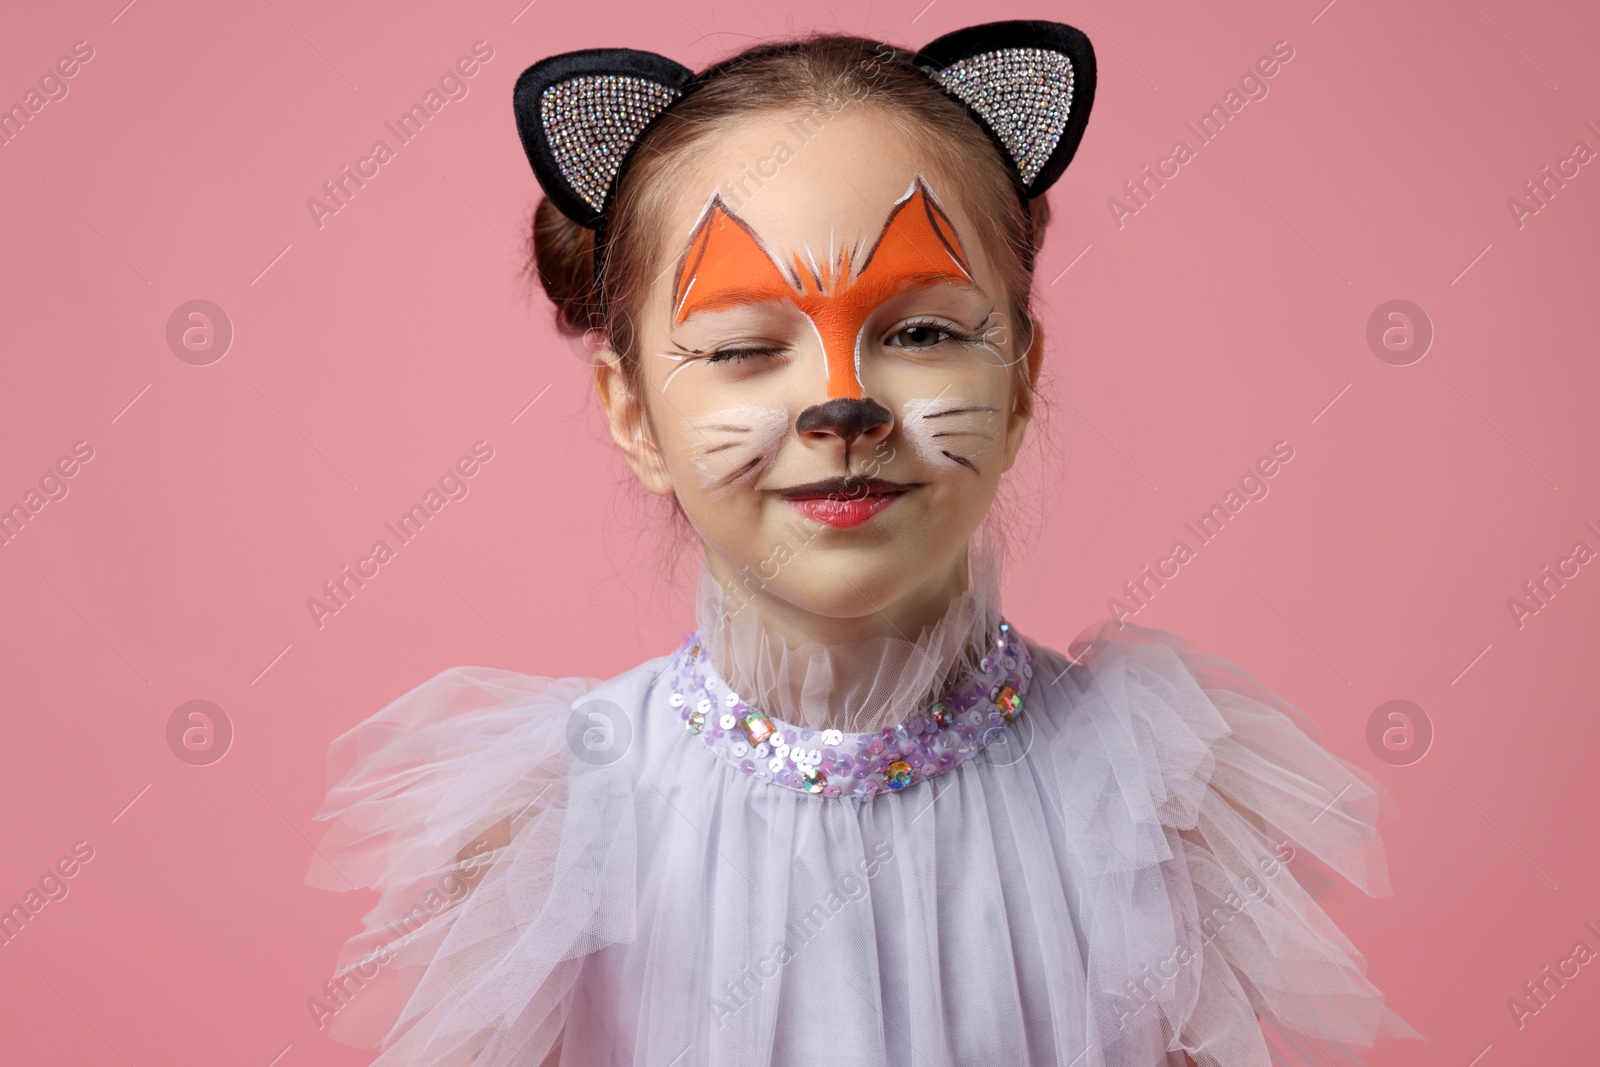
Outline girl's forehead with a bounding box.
[657,109,995,289]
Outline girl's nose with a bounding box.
[795,397,894,450]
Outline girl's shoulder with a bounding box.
[1023,616,1397,900]
[1017,618,1419,1060]
[1025,615,1339,760]
[304,651,673,866]
[301,652,673,1057]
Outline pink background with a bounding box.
[3,0,1597,1063]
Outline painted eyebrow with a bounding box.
[675,274,992,325]
[876,275,991,303]
[676,290,795,320]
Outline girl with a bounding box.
[306,20,1417,1066]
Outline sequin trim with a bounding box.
[933,48,1075,186]
[666,621,1033,799]
[540,75,681,212]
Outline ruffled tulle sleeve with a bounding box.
[1039,621,1421,1066]
[303,665,640,1067]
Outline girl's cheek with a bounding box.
[676,404,789,493]
[898,395,1005,473]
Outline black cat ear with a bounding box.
[916,20,1097,198]
[512,48,695,227]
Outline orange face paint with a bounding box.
[671,177,975,400]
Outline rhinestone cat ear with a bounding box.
[512,48,695,227]
[916,20,1097,198]
[511,22,1096,229]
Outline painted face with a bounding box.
[669,176,977,402]
[601,109,1037,632]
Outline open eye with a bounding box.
[885,318,976,350]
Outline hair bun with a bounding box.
[529,196,601,336]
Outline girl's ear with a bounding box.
[1001,319,1045,472]
[1023,318,1046,398]
[593,351,675,495]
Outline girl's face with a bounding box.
[597,107,1041,633]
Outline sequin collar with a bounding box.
[665,620,1033,799]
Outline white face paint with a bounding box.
[900,397,1003,473]
[681,405,790,493]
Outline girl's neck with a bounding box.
[692,532,1006,733]
[703,548,970,650]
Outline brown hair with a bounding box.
[526,32,1051,409]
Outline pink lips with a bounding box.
[776,477,913,528]
[785,493,899,528]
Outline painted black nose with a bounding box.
[795,397,892,447]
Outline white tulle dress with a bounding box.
[305,539,1418,1066]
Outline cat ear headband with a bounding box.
[511,20,1097,322]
